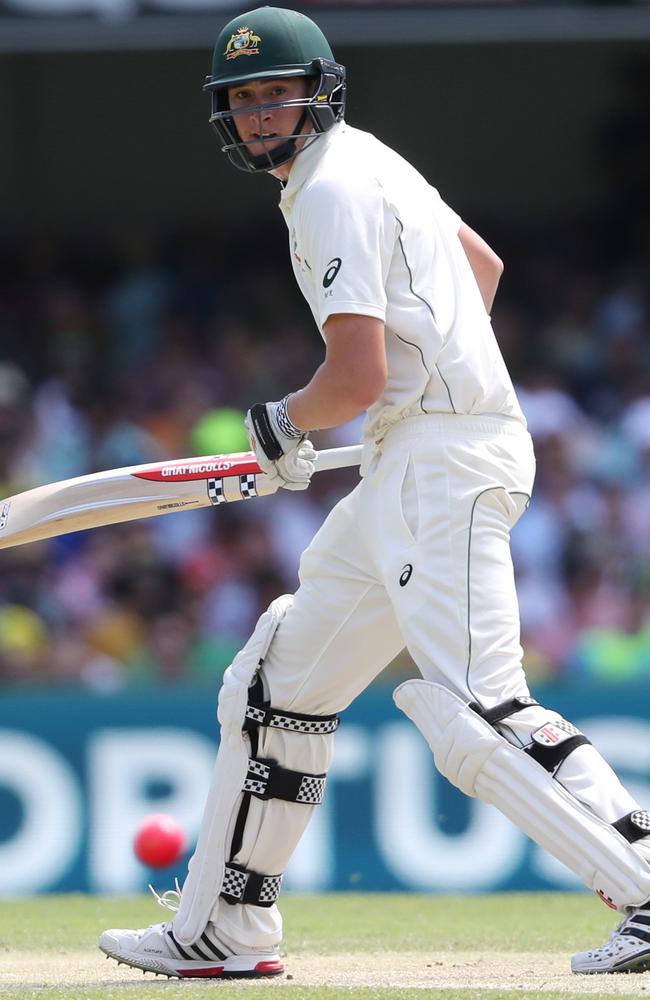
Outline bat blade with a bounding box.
[0,445,362,550]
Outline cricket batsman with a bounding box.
[100,6,650,977]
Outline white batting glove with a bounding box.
[245,397,316,492]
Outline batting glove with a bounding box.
[245,397,316,492]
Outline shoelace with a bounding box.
[147,880,236,957]
[149,878,182,913]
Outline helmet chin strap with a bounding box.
[248,107,311,171]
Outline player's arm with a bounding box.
[246,178,388,489]
[287,313,387,430]
[458,222,504,313]
[245,313,385,491]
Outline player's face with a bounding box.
[227,77,310,160]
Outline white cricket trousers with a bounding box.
[214,414,536,949]
[267,413,537,713]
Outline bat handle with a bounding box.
[314,444,363,473]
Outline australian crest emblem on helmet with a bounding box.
[225,26,262,60]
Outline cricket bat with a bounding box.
[0,445,362,550]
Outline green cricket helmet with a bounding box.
[204,6,346,173]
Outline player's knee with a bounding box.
[468,697,591,783]
[216,591,340,795]
[216,596,329,812]
[394,680,592,796]
[217,593,294,734]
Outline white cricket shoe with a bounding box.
[572,908,650,974]
[99,921,283,979]
[99,886,283,979]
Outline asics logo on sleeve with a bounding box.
[399,564,413,587]
[323,258,342,288]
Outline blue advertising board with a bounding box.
[1,682,649,896]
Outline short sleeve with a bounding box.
[298,174,394,330]
[435,189,462,234]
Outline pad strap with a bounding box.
[469,696,539,725]
[470,698,591,774]
[614,810,650,844]
[244,702,340,735]
[526,726,591,772]
[221,862,282,907]
[244,757,326,804]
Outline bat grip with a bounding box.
[314,444,363,473]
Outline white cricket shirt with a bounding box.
[279,123,526,443]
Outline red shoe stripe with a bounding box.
[177,967,224,977]
[176,959,283,978]
[255,960,284,973]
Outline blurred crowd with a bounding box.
[0,219,648,690]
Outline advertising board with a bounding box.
[2,683,649,895]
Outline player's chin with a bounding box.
[243,136,285,158]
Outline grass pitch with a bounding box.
[0,892,644,999]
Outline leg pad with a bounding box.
[394,679,650,910]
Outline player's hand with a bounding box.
[245,398,316,492]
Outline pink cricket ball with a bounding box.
[133,813,186,868]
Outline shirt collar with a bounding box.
[279,121,346,210]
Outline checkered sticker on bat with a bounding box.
[239,473,258,499]
[207,478,227,505]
